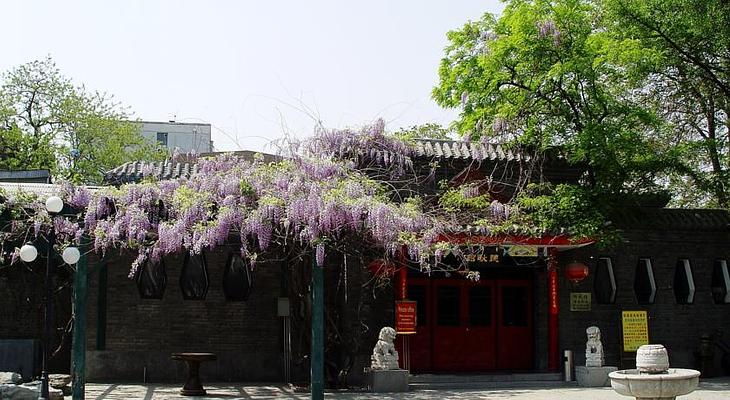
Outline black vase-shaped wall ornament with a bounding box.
[180,252,209,300]
[223,253,254,301]
[136,259,167,299]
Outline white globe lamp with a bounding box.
[62,247,81,265]
[45,196,64,214]
[19,244,38,262]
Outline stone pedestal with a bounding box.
[369,369,409,392]
[0,383,64,400]
[576,365,618,387]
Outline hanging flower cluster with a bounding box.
[299,119,415,176]
[536,19,561,46]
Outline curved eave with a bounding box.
[434,233,594,250]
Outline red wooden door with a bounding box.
[461,280,497,370]
[431,280,466,370]
[496,279,533,370]
[405,281,431,371]
[402,276,532,372]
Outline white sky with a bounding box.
[2,1,503,153]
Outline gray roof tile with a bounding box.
[105,139,538,184]
[412,138,532,162]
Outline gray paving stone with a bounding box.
[83,379,730,399]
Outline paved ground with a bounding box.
[85,379,730,399]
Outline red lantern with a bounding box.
[564,261,589,283]
[368,259,396,277]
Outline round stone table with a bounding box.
[171,352,217,396]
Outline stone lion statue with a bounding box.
[371,327,399,370]
[585,326,604,367]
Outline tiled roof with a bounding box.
[609,207,730,232]
[0,182,103,199]
[103,150,280,185]
[0,169,51,182]
[413,138,530,161]
[105,139,542,185]
[104,161,200,185]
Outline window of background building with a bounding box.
[634,258,656,304]
[594,257,617,304]
[673,259,695,304]
[711,259,730,305]
[157,132,168,146]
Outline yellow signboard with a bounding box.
[622,311,649,352]
[570,292,591,311]
[506,245,539,257]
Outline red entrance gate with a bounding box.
[400,277,533,372]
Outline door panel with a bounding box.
[496,279,533,370]
[405,283,431,371]
[462,282,496,370]
[432,283,465,370]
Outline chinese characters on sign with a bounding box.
[622,310,649,352]
[570,292,592,311]
[395,300,417,335]
[549,268,559,315]
[463,253,500,263]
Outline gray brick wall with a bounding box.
[6,226,728,381]
[83,248,391,385]
[559,229,730,372]
[0,260,72,374]
[85,249,284,382]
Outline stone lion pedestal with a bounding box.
[368,327,409,392]
[576,366,618,387]
[369,369,409,392]
[576,326,618,387]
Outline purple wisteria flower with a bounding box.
[461,185,480,199]
[537,20,561,45]
[140,163,156,178]
[64,185,92,209]
[492,117,509,134]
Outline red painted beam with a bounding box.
[548,248,560,372]
[434,233,593,247]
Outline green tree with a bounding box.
[394,123,453,141]
[604,0,730,207]
[432,0,676,198]
[0,57,163,184]
[0,81,57,171]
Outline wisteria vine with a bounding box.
[0,119,571,279]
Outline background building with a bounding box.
[138,121,213,153]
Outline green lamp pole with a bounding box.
[71,245,88,399]
[311,252,324,400]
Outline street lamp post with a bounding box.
[39,218,55,399]
[18,196,80,400]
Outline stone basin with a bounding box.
[608,368,700,400]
